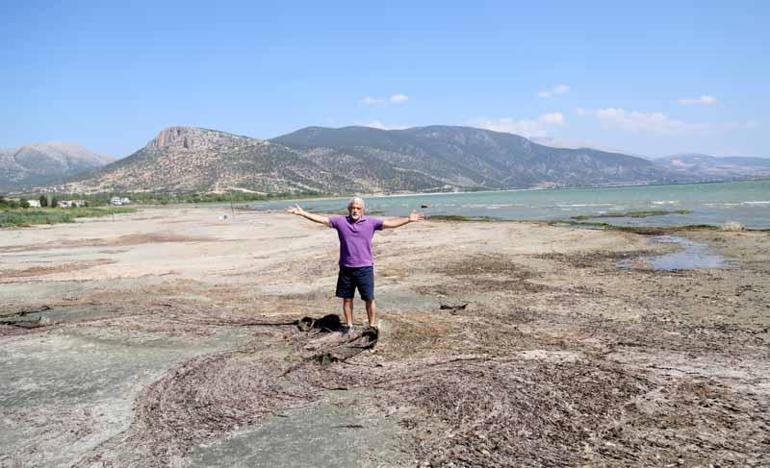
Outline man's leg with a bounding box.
[342,298,354,328]
[365,299,376,328]
[358,266,376,328]
[336,267,355,330]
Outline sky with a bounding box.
[1,0,768,158]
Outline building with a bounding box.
[110,197,131,206]
[58,200,87,208]
[26,199,41,208]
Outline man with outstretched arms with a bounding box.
[287,197,424,334]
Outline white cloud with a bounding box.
[539,112,565,125]
[359,120,408,130]
[472,112,565,137]
[678,95,717,105]
[360,93,409,106]
[361,96,385,105]
[588,107,706,134]
[537,84,570,98]
[362,120,388,129]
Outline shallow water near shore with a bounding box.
[248,179,770,229]
[648,235,728,270]
[618,235,728,271]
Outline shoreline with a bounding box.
[7,178,768,230]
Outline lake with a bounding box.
[247,179,770,229]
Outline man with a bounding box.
[287,197,424,334]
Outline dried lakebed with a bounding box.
[1,207,768,467]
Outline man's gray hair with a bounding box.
[347,196,365,209]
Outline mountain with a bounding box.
[49,125,692,195]
[57,127,369,194]
[0,142,113,192]
[272,125,671,190]
[655,153,770,180]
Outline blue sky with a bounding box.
[1,0,768,158]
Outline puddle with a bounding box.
[185,391,407,468]
[618,235,727,271]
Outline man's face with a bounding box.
[348,203,364,221]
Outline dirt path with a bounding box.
[1,206,768,466]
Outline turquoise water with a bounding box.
[249,180,770,229]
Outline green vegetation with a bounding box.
[1,188,334,228]
[0,207,136,228]
[429,215,497,222]
[550,219,719,235]
[11,190,334,206]
[570,209,691,221]
[0,197,30,209]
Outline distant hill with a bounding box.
[0,142,114,192]
[57,125,675,194]
[654,153,770,180]
[273,125,672,190]
[57,127,369,194]
[44,125,730,195]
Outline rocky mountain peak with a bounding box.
[148,127,258,151]
[150,127,200,150]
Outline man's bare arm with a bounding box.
[286,204,331,227]
[382,210,425,229]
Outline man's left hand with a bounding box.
[409,210,425,222]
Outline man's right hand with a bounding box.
[286,204,305,215]
[287,205,331,226]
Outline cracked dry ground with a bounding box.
[1,209,768,467]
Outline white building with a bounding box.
[110,197,131,206]
[26,199,41,208]
[58,200,86,208]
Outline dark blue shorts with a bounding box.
[335,266,375,300]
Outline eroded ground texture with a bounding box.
[1,207,768,467]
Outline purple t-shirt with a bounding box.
[329,215,384,267]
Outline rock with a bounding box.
[440,303,468,313]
